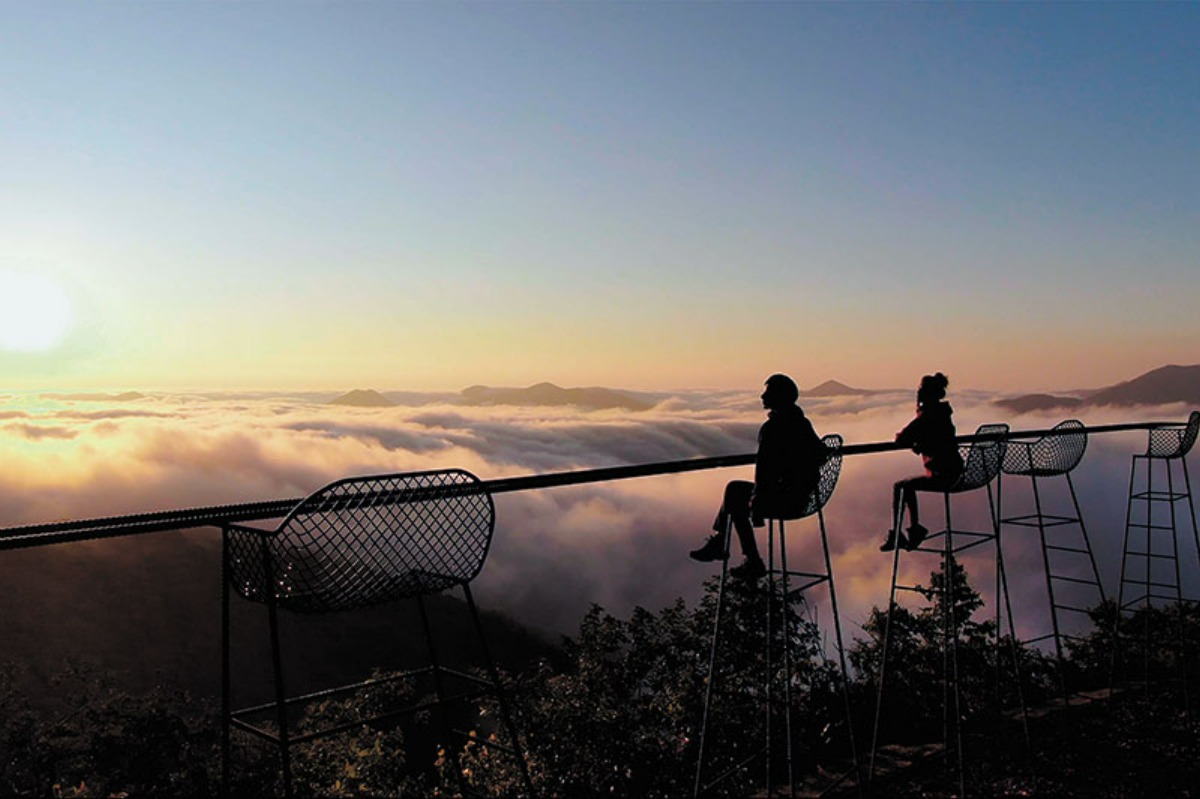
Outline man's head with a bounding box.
[761,373,799,410]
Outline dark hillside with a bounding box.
[0,531,555,706]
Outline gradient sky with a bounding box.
[3,2,1197,392]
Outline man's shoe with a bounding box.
[730,556,766,581]
[905,524,929,551]
[689,535,728,562]
[880,530,908,552]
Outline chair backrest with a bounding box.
[799,434,844,518]
[951,423,1009,492]
[227,469,494,613]
[1003,419,1087,476]
[1147,411,1200,459]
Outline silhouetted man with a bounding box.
[690,374,825,580]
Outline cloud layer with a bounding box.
[1,388,1197,673]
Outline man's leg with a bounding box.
[691,480,753,562]
[719,480,755,556]
[724,481,766,579]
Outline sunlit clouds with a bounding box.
[2,388,1194,648]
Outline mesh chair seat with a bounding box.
[772,434,844,521]
[945,423,1009,493]
[1003,420,1087,477]
[226,469,493,613]
[1146,411,1200,459]
[221,468,533,798]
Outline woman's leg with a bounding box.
[893,477,923,528]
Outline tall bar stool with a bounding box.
[999,419,1106,704]
[870,423,1025,797]
[694,434,856,798]
[1111,411,1200,706]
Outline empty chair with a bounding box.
[1000,420,1105,704]
[221,468,533,798]
[1112,411,1200,707]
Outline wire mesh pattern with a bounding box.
[1002,419,1087,477]
[796,434,844,519]
[225,469,493,613]
[949,423,1009,493]
[1146,410,1200,459]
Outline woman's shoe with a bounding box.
[905,524,929,550]
[880,530,909,552]
[730,556,766,581]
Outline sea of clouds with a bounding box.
[1,387,1197,679]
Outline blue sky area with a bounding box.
[2,2,1197,391]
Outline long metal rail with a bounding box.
[0,421,1172,551]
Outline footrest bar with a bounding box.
[1052,603,1094,614]
[1050,574,1103,587]
[1046,545,1091,554]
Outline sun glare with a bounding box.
[0,271,74,352]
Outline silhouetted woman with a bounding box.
[881,372,964,552]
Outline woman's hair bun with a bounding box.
[919,372,949,400]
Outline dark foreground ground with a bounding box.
[839,688,1199,798]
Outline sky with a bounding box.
[2,2,1197,393]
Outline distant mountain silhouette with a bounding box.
[329,389,396,407]
[1085,364,1200,407]
[804,380,878,397]
[460,382,653,411]
[995,364,1200,412]
[994,393,1084,413]
[41,391,148,402]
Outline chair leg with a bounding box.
[765,520,775,796]
[1181,456,1198,725]
[868,499,906,785]
[1031,474,1069,704]
[777,520,796,798]
[221,530,232,799]
[1111,455,1141,695]
[1066,472,1108,605]
[818,509,861,788]
[462,584,536,798]
[1143,458,1156,689]
[1184,457,1200,586]
[1167,461,1191,724]
[418,595,464,796]
[262,541,293,799]
[943,493,965,799]
[694,519,734,799]
[993,498,1030,746]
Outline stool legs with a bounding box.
[818,511,861,792]
[693,519,734,798]
[695,515,855,797]
[1113,451,1190,710]
[871,485,1020,797]
[1112,453,1193,718]
[869,499,906,785]
[1001,469,1105,706]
